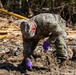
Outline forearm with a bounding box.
[22,36,32,58]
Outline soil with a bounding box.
[0,13,76,75]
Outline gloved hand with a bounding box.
[25,59,32,70]
[43,41,50,51]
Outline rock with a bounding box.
[41,56,46,61]
[72,47,76,59]
[68,37,73,41]
[14,51,20,56]
[67,46,73,59]
[33,45,44,57]
[34,62,44,67]
[3,39,9,42]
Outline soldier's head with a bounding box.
[20,21,36,39]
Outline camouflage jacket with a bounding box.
[20,13,66,40]
[29,13,66,39]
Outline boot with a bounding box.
[56,49,68,60]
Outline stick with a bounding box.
[0,8,29,20]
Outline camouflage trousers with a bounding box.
[55,33,67,57]
[49,30,67,57]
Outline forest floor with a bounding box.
[0,13,76,75]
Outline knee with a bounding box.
[61,30,67,39]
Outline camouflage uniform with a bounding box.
[20,13,68,62]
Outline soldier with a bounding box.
[20,13,68,70]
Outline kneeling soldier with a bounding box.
[20,13,68,70]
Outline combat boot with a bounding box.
[56,49,68,60]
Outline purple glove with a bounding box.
[26,60,32,70]
[43,41,50,51]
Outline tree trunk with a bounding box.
[0,0,4,8]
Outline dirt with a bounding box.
[0,14,76,75]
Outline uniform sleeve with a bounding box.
[22,36,32,57]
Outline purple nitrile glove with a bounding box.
[26,60,32,70]
[43,41,50,51]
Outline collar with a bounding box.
[31,22,36,33]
